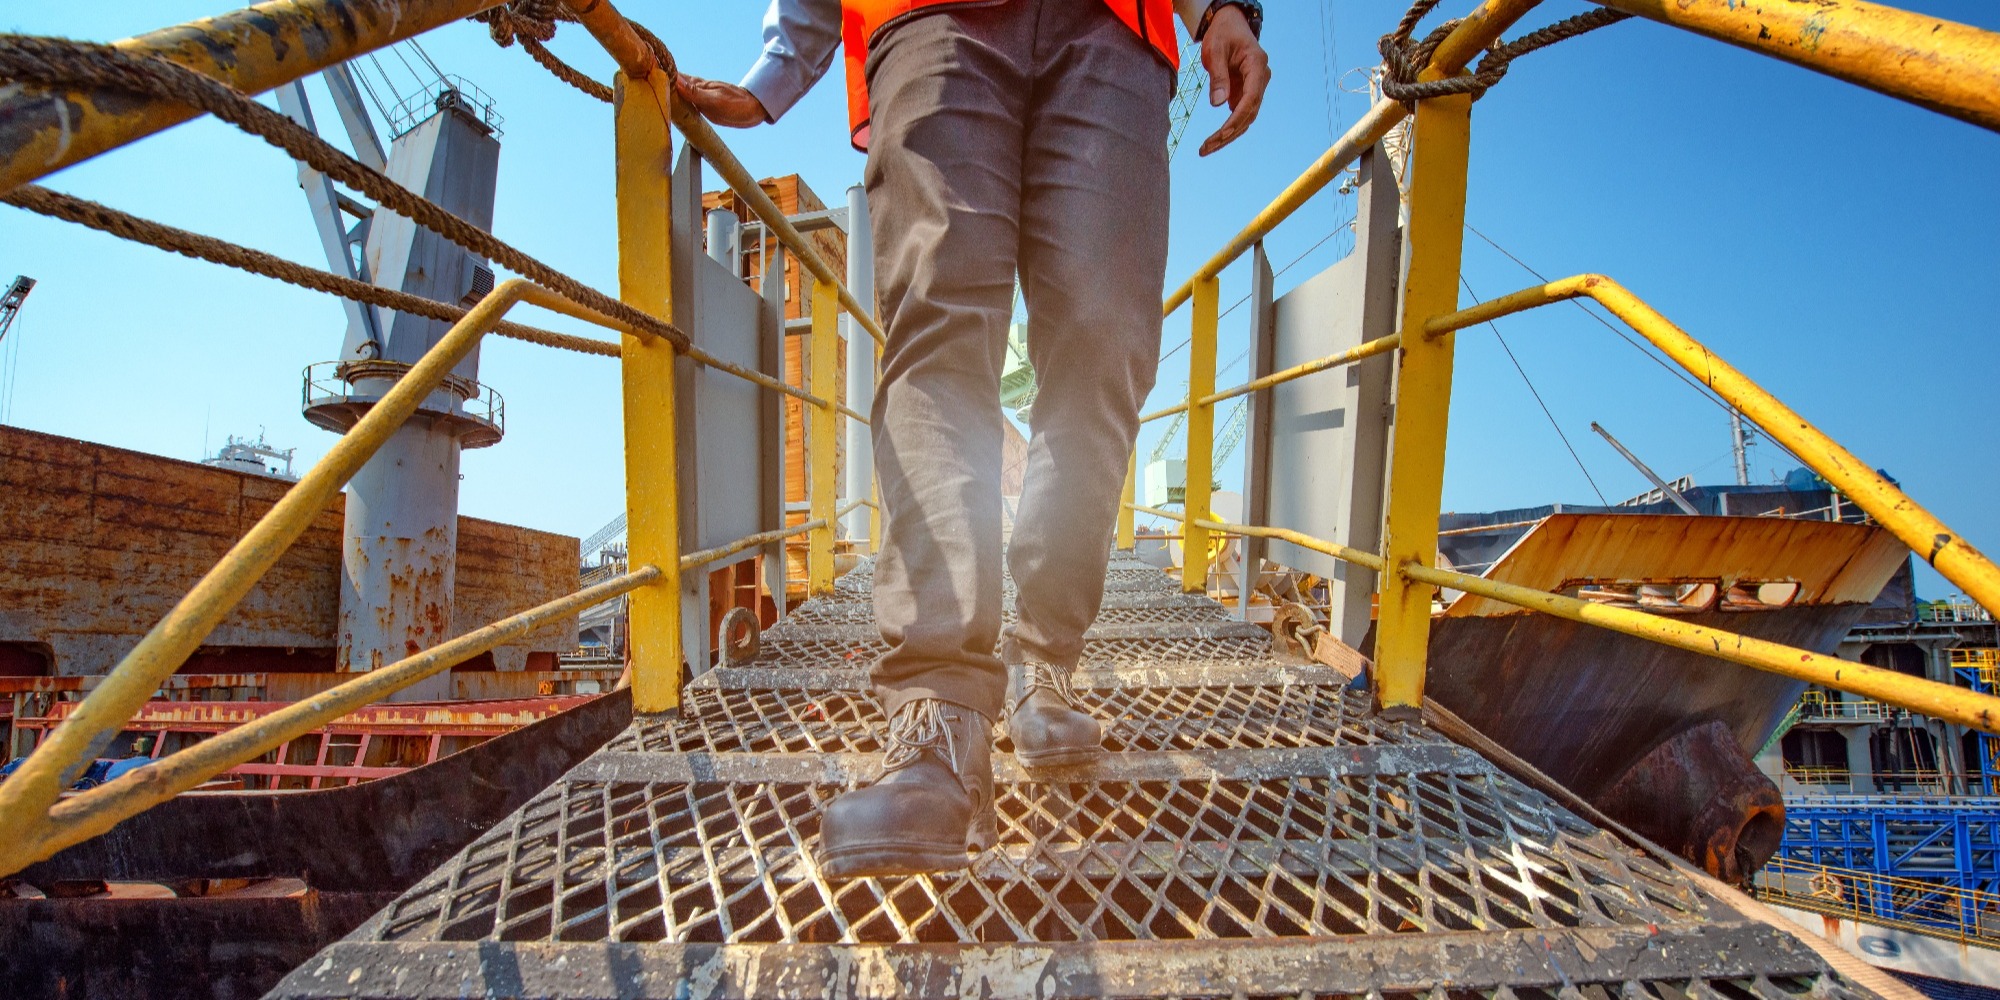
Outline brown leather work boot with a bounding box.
[817,698,997,879]
[1005,662,1103,769]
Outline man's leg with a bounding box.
[863,8,1031,726]
[1003,3,1173,676]
[817,5,1031,879]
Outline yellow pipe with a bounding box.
[1117,454,1138,550]
[1425,274,2000,617]
[0,567,661,878]
[1126,503,1386,573]
[1596,0,2000,134]
[807,279,840,595]
[565,0,659,80]
[1181,278,1220,593]
[0,278,559,842]
[682,499,864,572]
[1158,0,1541,317]
[1372,91,1476,718]
[1192,518,1387,573]
[0,0,503,196]
[614,71,684,715]
[870,342,883,555]
[1139,401,1189,425]
[1402,560,2000,734]
[1194,335,1404,409]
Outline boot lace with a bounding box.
[882,699,958,772]
[1018,662,1081,710]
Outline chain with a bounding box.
[1378,2,1631,106]
[2,185,621,359]
[0,34,688,353]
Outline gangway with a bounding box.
[3,0,2000,997]
[273,554,1886,999]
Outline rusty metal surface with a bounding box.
[1426,604,1859,800]
[13,689,629,891]
[1596,719,1784,885]
[22,695,593,734]
[0,889,397,1000]
[0,425,578,676]
[1421,512,1908,882]
[276,934,1863,1000]
[1442,514,1909,618]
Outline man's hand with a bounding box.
[1196,6,1270,157]
[674,73,771,129]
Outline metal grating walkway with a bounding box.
[272,555,1879,1000]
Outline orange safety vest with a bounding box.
[841,0,1179,150]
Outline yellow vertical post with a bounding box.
[1373,92,1474,718]
[869,343,883,555]
[808,280,840,594]
[1181,277,1220,592]
[614,71,684,713]
[1117,451,1137,550]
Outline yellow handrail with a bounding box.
[1595,0,2000,134]
[1422,275,2000,618]
[1,566,662,876]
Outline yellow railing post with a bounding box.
[614,70,685,713]
[808,279,840,594]
[1118,452,1137,550]
[1181,277,1220,592]
[869,342,883,556]
[1373,91,1475,718]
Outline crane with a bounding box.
[0,276,33,345]
[0,275,36,424]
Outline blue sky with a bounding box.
[4,1,1996,600]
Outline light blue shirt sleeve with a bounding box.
[739,0,844,123]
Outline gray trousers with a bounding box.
[863,0,1173,722]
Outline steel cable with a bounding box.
[0,33,688,353]
[1,184,622,358]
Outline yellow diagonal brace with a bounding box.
[1403,560,2000,734]
[0,278,566,852]
[1425,274,2000,619]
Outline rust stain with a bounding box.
[1443,513,1907,619]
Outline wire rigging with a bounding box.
[1460,274,1611,506]
[1462,222,1803,470]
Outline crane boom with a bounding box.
[0,276,34,344]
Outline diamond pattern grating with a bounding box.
[367,765,1710,947]
[603,669,1398,756]
[272,557,1878,1000]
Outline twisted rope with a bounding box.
[470,1,681,106]
[472,1,615,103]
[0,33,687,353]
[2,185,621,358]
[1378,1,1630,106]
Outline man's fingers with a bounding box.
[1199,46,1269,156]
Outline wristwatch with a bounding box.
[1196,0,1263,42]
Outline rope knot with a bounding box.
[1376,0,1631,107]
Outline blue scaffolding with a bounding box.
[1778,796,2000,933]
[1952,649,2000,795]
